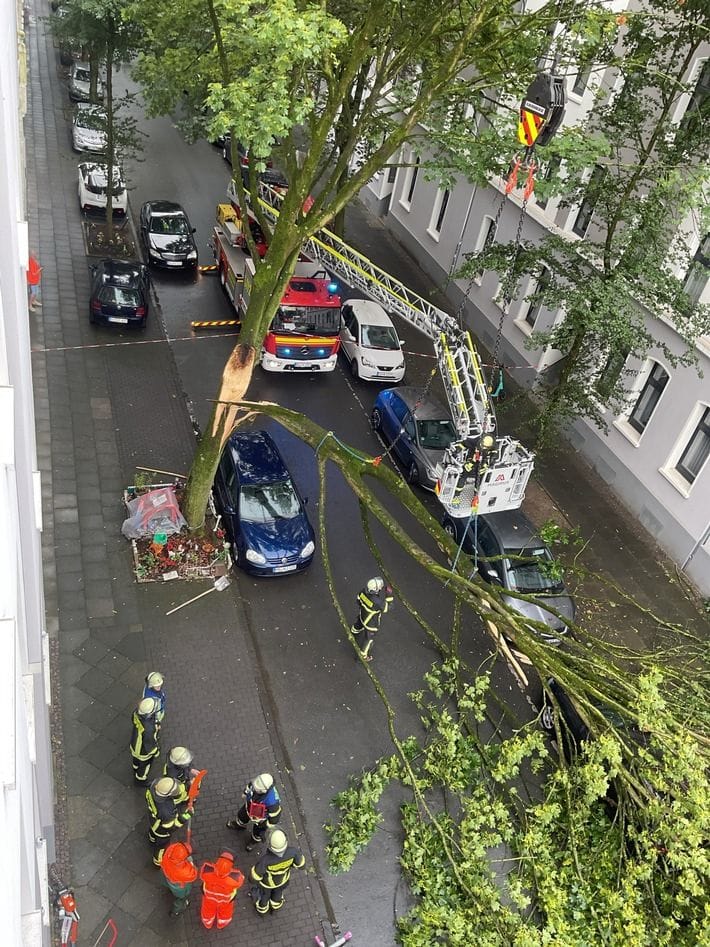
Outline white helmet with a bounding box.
[169,746,193,767]
[366,577,385,594]
[268,828,288,855]
[145,671,164,689]
[137,697,159,717]
[154,776,180,798]
[252,773,274,794]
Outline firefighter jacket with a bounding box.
[146,783,191,837]
[244,783,281,826]
[130,710,159,762]
[142,684,166,723]
[200,854,244,902]
[354,587,393,634]
[161,842,198,887]
[164,758,194,786]
[250,846,305,890]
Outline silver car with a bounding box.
[71,104,107,154]
[371,386,456,488]
[68,61,104,102]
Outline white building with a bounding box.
[0,0,55,943]
[361,14,710,596]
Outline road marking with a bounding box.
[32,332,240,353]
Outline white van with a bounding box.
[339,299,405,382]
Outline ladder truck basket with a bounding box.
[436,437,534,517]
[435,330,496,440]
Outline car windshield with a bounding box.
[85,169,124,195]
[416,418,456,449]
[74,66,90,82]
[272,306,340,336]
[99,286,140,307]
[506,548,564,593]
[239,482,301,523]
[76,108,106,130]
[361,324,399,350]
[150,214,189,235]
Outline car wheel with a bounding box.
[350,357,359,380]
[406,461,420,484]
[371,408,382,431]
[219,265,227,288]
[222,146,230,164]
[541,701,555,731]
[443,521,456,540]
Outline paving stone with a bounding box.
[68,837,107,886]
[80,734,124,772]
[70,885,113,943]
[114,632,146,661]
[112,827,152,871]
[83,771,130,816]
[91,811,135,856]
[88,858,136,904]
[67,795,103,840]
[86,597,118,619]
[61,685,95,718]
[74,637,111,667]
[78,700,122,731]
[101,678,136,711]
[76,666,115,700]
[117,876,165,925]
[59,627,90,655]
[63,720,98,756]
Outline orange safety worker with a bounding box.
[27,254,43,310]
[199,851,245,930]
[160,841,198,917]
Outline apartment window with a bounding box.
[571,64,592,97]
[524,267,551,327]
[572,165,606,237]
[398,155,420,209]
[680,59,710,135]
[676,407,710,484]
[683,233,710,305]
[430,188,450,236]
[628,362,669,434]
[387,165,397,184]
[536,156,561,210]
[596,346,629,399]
[472,216,496,281]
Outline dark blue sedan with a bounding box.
[213,430,315,576]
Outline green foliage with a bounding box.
[325,663,710,945]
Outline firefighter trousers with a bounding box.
[253,881,289,915]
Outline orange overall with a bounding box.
[199,853,245,930]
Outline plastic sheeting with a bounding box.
[121,486,187,540]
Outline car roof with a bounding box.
[226,430,290,484]
[80,162,123,181]
[145,201,185,216]
[480,508,544,550]
[344,299,394,326]
[388,386,450,420]
[98,259,145,283]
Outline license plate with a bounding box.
[167,261,182,267]
[273,564,297,573]
[108,317,129,324]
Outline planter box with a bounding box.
[123,483,232,583]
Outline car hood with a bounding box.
[148,232,194,254]
[420,446,449,479]
[240,515,313,559]
[504,593,575,634]
[75,125,105,144]
[357,345,403,368]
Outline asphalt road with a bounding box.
[115,78,535,943]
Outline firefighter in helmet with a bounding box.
[250,828,305,915]
[142,671,166,724]
[130,697,161,784]
[146,776,192,867]
[163,746,199,790]
[226,773,281,851]
[350,576,394,662]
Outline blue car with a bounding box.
[213,430,315,576]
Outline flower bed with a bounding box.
[123,483,232,583]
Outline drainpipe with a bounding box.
[681,518,710,571]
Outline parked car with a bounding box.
[71,103,107,153]
[139,201,198,269]
[371,386,456,488]
[60,43,84,66]
[222,134,274,173]
[68,61,103,102]
[340,299,405,382]
[442,507,575,643]
[89,259,150,328]
[77,162,127,215]
[213,430,315,576]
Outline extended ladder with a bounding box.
[253,183,534,516]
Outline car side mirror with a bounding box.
[191,227,197,234]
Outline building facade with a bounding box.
[0,0,55,943]
[361,18,710,595]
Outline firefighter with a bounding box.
[146,776,192,867]
[160,841,198,917]
[130,697,161,784]
[199,850,245,930]
[249,828,305,916]
[226,772,281,851]
[350,576,394,662]
[142,671,166,725]
[163,746,199,790]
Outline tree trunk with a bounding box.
[536,329,585,448]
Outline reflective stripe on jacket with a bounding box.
[250,847,305,890]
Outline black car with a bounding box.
[213,430,316,577]
[89,259,150,328]
[139,201,198,269]
[442,507,575,643]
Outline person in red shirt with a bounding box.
[160,841,198,917]
[199,851,245,930]
[27,254,42,311]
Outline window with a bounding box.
[571,63,592,97]
[683,233,710,306]
[680,59,710,135]
[536,156,561,210]
[430,188,450,236]
[596,346,629,399]
[472,216,496,281]
[676,407,710,484]
[628,362,669,434]
[572,165,606,237]
[386,165,397,184]
[524,267,551,327]
[399,153,420,209]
